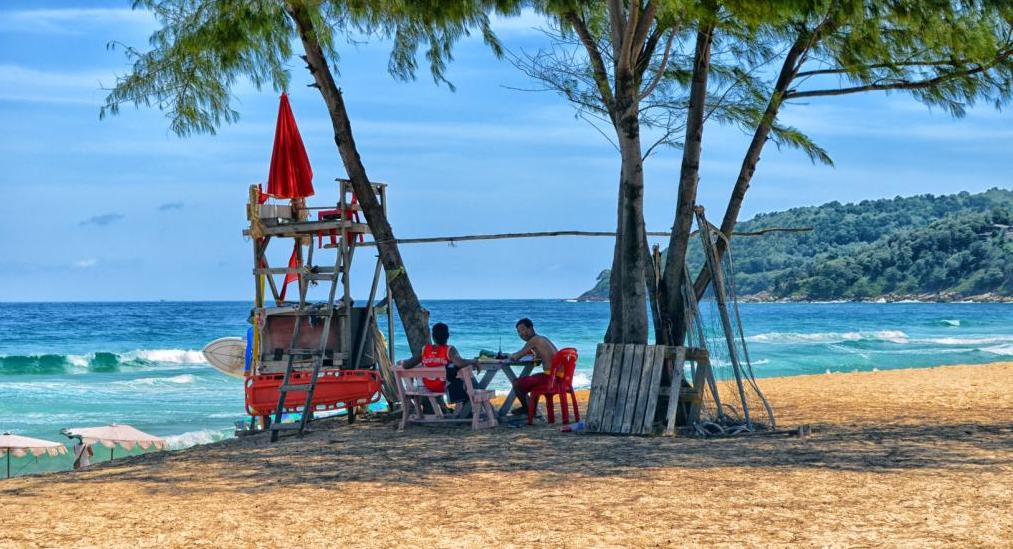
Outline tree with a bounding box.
[101,0,515,354]
[520,1,791,343]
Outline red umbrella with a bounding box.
[266,92,314,199]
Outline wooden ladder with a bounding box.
[269,203,353,442]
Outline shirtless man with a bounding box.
[507,318,558,414]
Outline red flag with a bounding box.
[266,93,314,199]
[278,244,301,302]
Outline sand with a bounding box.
[2,362,1011,548]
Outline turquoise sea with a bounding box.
[2,300,1012,477]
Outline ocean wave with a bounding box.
[572,372,591,388]
[163,428,233,451]
[916,336,1013,346]
[940,319,961,327]
[982,344,1013,356]
[0,349,207,375]
[114,374,197,387]
[745,331,909,345]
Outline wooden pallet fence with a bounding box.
[586,344,686,435]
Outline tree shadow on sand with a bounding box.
[37,414,1010,495]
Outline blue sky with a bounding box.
[1,1,1010,301]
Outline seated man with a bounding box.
[398,322,479,409]
[506,318,559,415]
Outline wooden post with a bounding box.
[353,257,383,369]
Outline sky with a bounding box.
[0,2,1010,302]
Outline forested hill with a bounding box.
[578,188,1013,301]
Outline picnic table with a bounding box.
[466,357,542,418]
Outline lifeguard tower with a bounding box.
[243,179,394,441]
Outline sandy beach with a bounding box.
[2,362,1011,548]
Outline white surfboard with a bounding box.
[201,337,246,379]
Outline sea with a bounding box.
[2,300,1012,477]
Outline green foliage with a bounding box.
[101,0,515,136]
[582,188,1013,300]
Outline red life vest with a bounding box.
[421,344,450,392]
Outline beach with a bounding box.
[2,361,1010,547]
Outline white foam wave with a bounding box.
[66,354,91,367]
[121,349,207,364]
[941,319,961,327]
[163,428,233,450]
[918,336,1013,346]
[746,331,909,344]
[116,374,197,387]
[572,372,591,388]
[982,344,1013,356]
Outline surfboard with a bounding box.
[201,337,246,379]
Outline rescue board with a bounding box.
[202,337,246,379]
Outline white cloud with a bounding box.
[0,8,155,35]
[73,258,97,269]
[0,64,114,105]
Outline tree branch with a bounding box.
[638,30,676,101]
[563,11,615,108]
[788,47,1013,100]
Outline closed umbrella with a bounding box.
[0,432,67,478]
[266,92,314,200]
[64,424,166,461]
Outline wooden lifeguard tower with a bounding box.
[243,179,393,441]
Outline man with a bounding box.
[507,318,558,415]
[398,322,479,409]
[71,436,93,470]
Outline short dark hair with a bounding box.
[516,318,533,330]
[432,322,449,345]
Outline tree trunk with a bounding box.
[692,35,810,300]
[287,3,430,355]
[659,23,715,345]
[604,90,649,344]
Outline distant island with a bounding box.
[578,188,1013,302]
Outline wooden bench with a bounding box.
[394,366,498,431]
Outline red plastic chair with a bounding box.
[317,194,365,248]
[528,347,580,425]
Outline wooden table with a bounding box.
[462,358,541,418]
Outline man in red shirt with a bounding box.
[398,322,479,407]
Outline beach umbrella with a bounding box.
[0,433,67,478]
[64,424,166,461]
[266,92,314,200]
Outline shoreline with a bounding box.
[577,294,1013,303]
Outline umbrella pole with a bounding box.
[110,447,114,461]
[6,452,9,479]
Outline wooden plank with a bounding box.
[632,346,658,435]
[590,344,617,432]
[641,344,667,435]
[618,345,645,434]
[607,344,637,433]
[664,347,687,436]
[243,220,371,238]
[599,344,628,433]
[586,344,613,432]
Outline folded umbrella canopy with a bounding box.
[0,432,67,478]
[266,92,314,199]
[64,424,166,461]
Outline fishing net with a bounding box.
[683,222,776,434]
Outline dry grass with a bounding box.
[2,362,1011,548]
